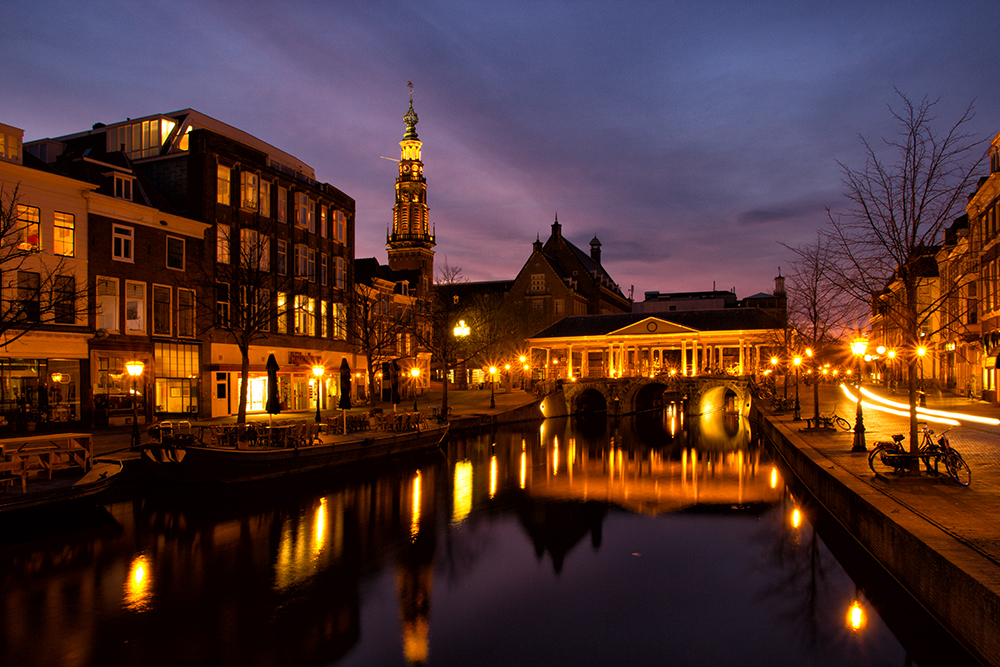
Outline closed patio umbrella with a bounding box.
[265,354,281,426]
[338,358,352,410]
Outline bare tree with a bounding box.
[0,185,90,346]
[785,234,862,423]
[345,275,414,407]
[193,218,291,424]
[824,91,985,450]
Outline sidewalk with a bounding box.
[771,381,1000,565]
[91,386,538,458]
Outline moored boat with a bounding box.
[0,459,124,515]
[141,420,449,484]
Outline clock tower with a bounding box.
[387,85,435,297]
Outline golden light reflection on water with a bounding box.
[520,442,527,489]
[411,470,423,540]
[770,466,779,490]
[124,553,152,612]
[489,456,497,499]
[452,460,472,525]
[274,496,336,592]
[791,507,802,529]
[553,436,559,476]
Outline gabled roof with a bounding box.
[529,308,783,340]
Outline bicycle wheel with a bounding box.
[868,443,900,477]
[834,416,852,431]
[944,452,971,486]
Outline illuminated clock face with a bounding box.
[402,164,411,173]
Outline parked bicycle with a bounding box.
[810,409,851,431]
[868,423,971,486]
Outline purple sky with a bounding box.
[5,0,1000,299]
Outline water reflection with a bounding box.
[0,408,977,667]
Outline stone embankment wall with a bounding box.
[753,404,1000,667]
[449,400,543,436]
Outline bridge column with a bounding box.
[739,338,745,375]
[680,340,687,376]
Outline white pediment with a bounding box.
[610,317,698,337]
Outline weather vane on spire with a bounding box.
[407,81,413,100]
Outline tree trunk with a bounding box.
[238,349,250,424]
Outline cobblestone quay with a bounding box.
[754,382,1000,666]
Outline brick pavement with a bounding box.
[768,381,1000,566]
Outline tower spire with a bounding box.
[388,84,435,296]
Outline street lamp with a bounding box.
[489,366,497,409]
[125,360,144,450]
[411,367,420,412]
[792,356,802,421]
[917,346,927,406]
[887,349,896,390]
[312,364,324,423]
[851,339,867,452]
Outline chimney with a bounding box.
[551,213,561,239]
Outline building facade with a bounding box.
[29,110,357,419]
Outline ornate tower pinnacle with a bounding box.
[388,84,435,293]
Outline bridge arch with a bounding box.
[573,387,608,414]
[552,376,753,418]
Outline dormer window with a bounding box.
[114,173,133,201]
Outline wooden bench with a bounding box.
[0,433,93,482]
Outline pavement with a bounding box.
[89,385,539,458]
[768,381,1000,567]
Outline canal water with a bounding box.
[0,408,982,666]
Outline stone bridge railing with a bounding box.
[539,375,753,419]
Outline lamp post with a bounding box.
[411,367,420,412]
[917,346,927,406]
[489,366,497,409]
[887,349,896,390]
[125,360,144,450]
[851,339,867,452]
[792,356,802,421]
[312,364,324,424]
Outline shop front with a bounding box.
[0,358,85,431]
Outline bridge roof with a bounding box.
[528,308,781,340]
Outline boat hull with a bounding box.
[0,460,124,514]
[142,424,448,484]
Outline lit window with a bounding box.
[260,180,271,217]
[152,285,171,335]
[166,236,185,270]
[97,277,119,331]
[113,225,134,262]
[321,253,328,286]
[334,210,346,242]
[320,206,328,238]
[307,248,316,283]
[240,171,259,210]
[15,205,39,252]
[294,294,308,334]
[295,193,314,232]
[277,186,287,223]
[53,212,74,256]
[277,292,287,333]
[114,174,133,201]
[336,257,344,289]
[217,224,230,264]
[320,301,327,337]
[125,281,146,333]
[217,164,231,205]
